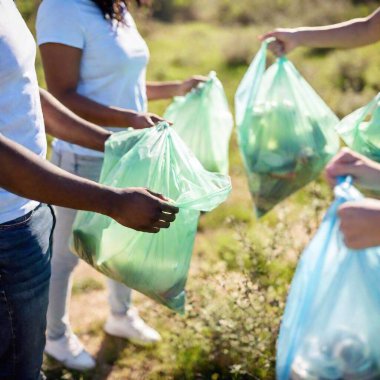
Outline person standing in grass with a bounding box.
[261,6,380,56]
[36,0,206,370]
[0,1,178,378]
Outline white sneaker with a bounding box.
[45,332,96,371]
[104,307,161,345]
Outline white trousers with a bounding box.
[47,150,132,340]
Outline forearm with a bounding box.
[0,133,115,215]
[295,10,380,49]
[50,88,139,128]
[146,81,183,100]
[40,88,111,152]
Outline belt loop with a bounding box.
[58,150,62,167]
[74,153,79,174]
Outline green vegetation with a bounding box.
[18,0,380,378]
[72,277,105,296]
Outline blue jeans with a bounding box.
[0,204,55,380]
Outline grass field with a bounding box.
[18,1,380,379]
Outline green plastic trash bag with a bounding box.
[71,122,231,313]
[235,39,339,217]
[336,92,380,162]
[164,71,233,174]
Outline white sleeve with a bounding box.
[36,0,85,49]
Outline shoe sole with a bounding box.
[44,352,96,371]
[103,326,160,346]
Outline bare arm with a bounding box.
[39,43,164,129]
[261,7,380,55]
[294,8,380,49]
[147,80,182,100]
[40,88,111,152]
[147,76,207,100]
[0,133,178,232]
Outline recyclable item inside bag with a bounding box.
[277,176,380,380]
[336,92,380,162]
[235,39,339,217]
[164,71,233,174]
[71,122,231,313]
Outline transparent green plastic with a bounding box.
[336,92,380,162]
[71,122,231,313]
[164,71,233,174]
[235,40,339,216]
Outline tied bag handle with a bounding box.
[166,71,217,110]
[234,37,279,127]
[149,121,233,212]
[334,175,363,205]
[188,70,217,97]
[334,175,354,200]
[351,92,380,145]
[336,92,380,147]
[336,175,353,186]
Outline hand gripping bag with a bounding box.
[235,39,339,217]
[164,71,233,174]
[277,176,380,380]
[70,122,231,313]
[336,92,380,162]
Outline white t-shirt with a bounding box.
[0,0,47,224]
[36,0,150,157]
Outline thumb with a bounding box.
[334,148,360,164]
[149,114,164,122]
[146,189,169,201]
[145,116,155,127]
[150,115,173,126]
[325,163,357,186]
[327,163,356,177]
[259,30,277,41]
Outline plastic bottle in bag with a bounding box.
[235,39,339,217]
[277,177,380,380]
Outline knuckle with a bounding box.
[337,207,346,218]
[343,236,353,248]
[346,237,359,250]
[341,147,352,154]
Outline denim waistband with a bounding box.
[0,203,41,228]
[55,149,104,161]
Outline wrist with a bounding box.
[177,80,187,96]
[96,185,121,218]
[109,107,138,128]
[93,129,112,153]
[292,29,305,47]
[123,110,140,128]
